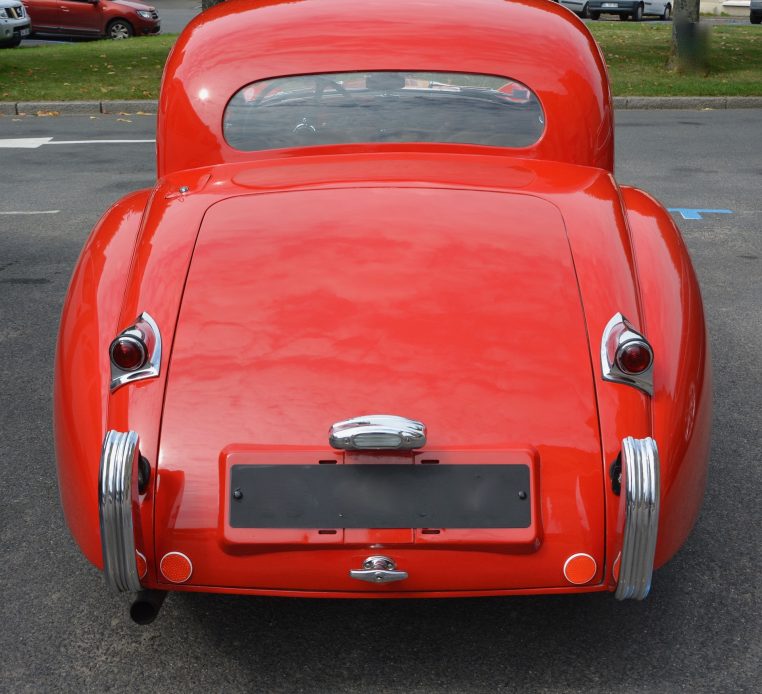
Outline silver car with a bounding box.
[559,0,672,21]
[0,0,30,47]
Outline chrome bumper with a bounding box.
[99,430,142,592]
[615,436,660,600]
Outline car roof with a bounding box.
[157,0,613,177]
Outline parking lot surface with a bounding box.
[0,110,760,693]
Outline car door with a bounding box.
[57,0,100,34]
[22,0,60,33]
[644,0,667,15]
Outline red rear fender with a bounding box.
[621,186,711,568]
[54,190,151,567]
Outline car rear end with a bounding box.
[96,176,624,600]
[588,0,641,18]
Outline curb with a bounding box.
[1,96,762,116]
[612,96,762,109]
[0,100,158,115]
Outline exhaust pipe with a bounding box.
[130,590,167,625]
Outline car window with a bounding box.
[223,71,545,152]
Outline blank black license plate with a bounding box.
[229,464,531,529]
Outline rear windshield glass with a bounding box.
[223,71,544,152]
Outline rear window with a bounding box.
[223,71,544,152]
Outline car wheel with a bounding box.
[0,35,22,48]
[590,10,601,19]
[752,12,762,24]
[661,3,672,19]
[632,4,643,20]
[580,2,591,18]
[107,19,134,39]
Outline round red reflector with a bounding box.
[109,336,147,371]
[160,552,192,583]
[136,550,148,579]
[563,553,597,585]
[616,341,652,375]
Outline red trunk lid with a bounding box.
[155,187,606,592]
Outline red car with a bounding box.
[54,0,711,624]
[23,0,159,39]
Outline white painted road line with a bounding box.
[47,139,156,145]
[668,207,734,220]
[0,210,60,215]
[0,138,155,149]
[0,138,53,148]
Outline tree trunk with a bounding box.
[669,0,706,72]
[202,0,226,10]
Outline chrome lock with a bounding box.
[349,555,408,584]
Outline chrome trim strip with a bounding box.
[601,312,654,396]
[98,430,142,592]
[615,436,660,600]
[109,312,162,392]
[329,415,426,451]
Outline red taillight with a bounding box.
[109,335,148,371]
[615,341,653,375]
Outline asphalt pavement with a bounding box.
[0,110,760,693]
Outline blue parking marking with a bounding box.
[668,208,734,221]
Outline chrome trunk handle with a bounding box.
[349,555,408,584]
[329,415,426,451]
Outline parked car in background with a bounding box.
[579,0,672,20]
[558,0,594,17]
[752,0,762,24]
[55,0,711,624]
[22,0,159,39]
[0,0,30,47]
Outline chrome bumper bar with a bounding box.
[615,436,660,600]
[99,430,142,592]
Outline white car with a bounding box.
[559,0,672,20]
[0,0,30,47]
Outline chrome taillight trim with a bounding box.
[615,436,660,601]
[98,430,142,592]
[601,312,654,396]
[109,312,162,392]
[329,415,426,450]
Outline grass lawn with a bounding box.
[0,25,760,102]
[0,35,175,102]
[592,24,762,96]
